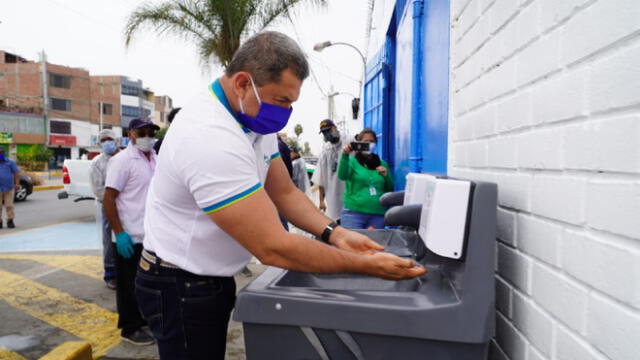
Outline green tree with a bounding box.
[156,127,169,140]
[17,145,53,171]
[294,123,303,139]
[125,0,326,67]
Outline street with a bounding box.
[6,188,94,235]
[0,190,261,359]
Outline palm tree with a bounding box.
[124,0,326,67]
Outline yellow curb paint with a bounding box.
[0,347,28,360]
[39,341,92,360]
[33,185,64,192]
[0,254,103,281]
[0,270,120,358]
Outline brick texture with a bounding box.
[450,0,640,358]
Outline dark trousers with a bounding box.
[114,243,146,336]
[135,250,236,360]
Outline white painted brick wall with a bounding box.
[449,0,640,358]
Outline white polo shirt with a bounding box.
[143,79,280,276]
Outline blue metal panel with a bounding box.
[364,41,393,168]
[421,0,450,174]
[392,2,415,189]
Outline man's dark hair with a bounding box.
[167,107,181,123]
[225,31,309,86]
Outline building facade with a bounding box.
[0,51,47,158]
[153,95,173,128]
[0,50,169,166]
[365,1,640,359]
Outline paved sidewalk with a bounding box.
[0,221,266,359]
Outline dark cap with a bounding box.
[319,119,336,133]
[129,117,160,130]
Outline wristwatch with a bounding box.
[321,221,339,243]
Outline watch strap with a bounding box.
[321,222,339,243]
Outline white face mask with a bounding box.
[134,137,155,153]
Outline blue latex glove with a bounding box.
[115,232,135,259]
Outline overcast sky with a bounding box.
[0,0,369,154]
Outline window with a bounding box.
[99,103,113,115]
[142,108,151,117]
[122,105,140,117]
[49,73,71,89]
[121,85,140,96]
[50,98,71,111]
[50,120,71,134]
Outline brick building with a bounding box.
[0,50,172,165]
[0,51,46,158]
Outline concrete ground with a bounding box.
[0,190,269,359]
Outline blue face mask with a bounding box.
[0,154,5,161]
[102,140,117,155]
[237,76,292,135]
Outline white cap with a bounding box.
[98,129,118,140]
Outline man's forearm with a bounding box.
[265,232,367,274]
[274,187,332,237]
[14,174,19,187]
[318,186,325,203]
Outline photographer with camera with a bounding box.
[337,128,394,229]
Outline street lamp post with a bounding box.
[314,41,366,121]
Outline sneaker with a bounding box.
[105,279,116,290]
[7,220,14,229]
[121,328,155,345]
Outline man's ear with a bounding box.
[231,72,251,99]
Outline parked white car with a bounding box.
[58,159,94,201]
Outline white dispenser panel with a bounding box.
[418,177,471,259]
[404,173,438,205]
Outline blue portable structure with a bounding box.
[363,0,450,188]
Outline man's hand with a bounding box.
[330,226,384,255]
[14,184,20,192]
[376,166,387,177]
[115,232,135,259]
[319,200,326,212]
[365,252,427,280]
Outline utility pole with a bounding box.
[327,85,335,120]
[39,50,49,146]
[99,101,104,131]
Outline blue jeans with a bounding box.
[96,202,116,281]
[135,251,236,360]
[340,209,386,229]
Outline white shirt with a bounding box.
[312,134,348,220]
[143,81,279,276]
[105,144,156,244]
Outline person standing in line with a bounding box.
[290,146,310,194]
[312,119,348,221]
[136,31,425,359]
[338,128,394,229]
[89,129,120,289]
[103,118,158,345]
[0,147,19,229]
[153,107,181,155]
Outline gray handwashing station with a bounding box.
[234,174,497,359]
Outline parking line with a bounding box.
[0,254,103,281]
[0,348,28,360]
[0,270,120,358]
